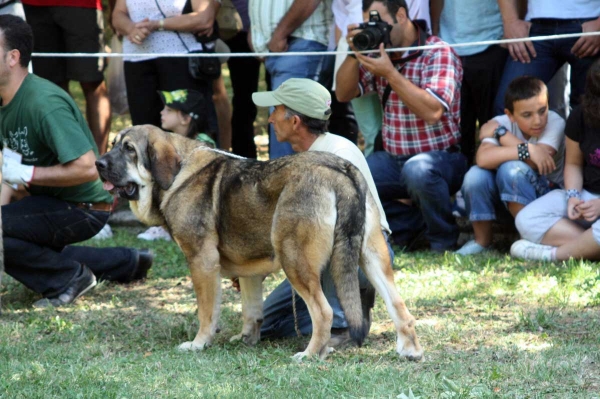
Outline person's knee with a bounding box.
[80,80,106,96]
[496,161,532,189]
[402,155,436,192]
[462,166,495,195]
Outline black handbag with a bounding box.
[154,0,221,81]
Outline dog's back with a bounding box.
[170,149,372,346]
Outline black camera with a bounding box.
[352,10,392,51]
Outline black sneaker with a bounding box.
[131,249,154,281]
[33,265,97,308]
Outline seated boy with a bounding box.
[456,76,565,255]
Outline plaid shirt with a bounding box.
[359,35,462,156]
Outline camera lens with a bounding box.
[352,28,383,51]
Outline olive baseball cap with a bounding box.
[252,78,332,120]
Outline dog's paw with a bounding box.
[291,351,309,363]
[396,341,424,362]
[178,341,207,352]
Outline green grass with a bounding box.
[3,66,600,398]
[2,227,600,398]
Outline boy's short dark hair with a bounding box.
[504,76,547,113]
[362,0,410,22]
[0,14,33,68]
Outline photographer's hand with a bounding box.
[355,43,396,79]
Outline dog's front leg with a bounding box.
[230,275,264,346]
[179,244,222,352]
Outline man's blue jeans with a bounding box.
[2,195,137,297]
[493,19,599,115]
[260,232,395,338]
[366,150,468,251]
[264,37,328,159]
[461,162,554,222]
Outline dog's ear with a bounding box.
[147,130,182,190]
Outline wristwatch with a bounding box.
[493,125,508,140]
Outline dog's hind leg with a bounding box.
[274,233,334,361]
[230,275,264,346]
[361,228,424,361]
[178,237,223,352]
[285,265,333,362]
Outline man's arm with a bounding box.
[30,151,99,187]
[137,0,220,37]
[497,0,536,63]
[335,55,361,102]
[429,0,444,36]
[354,44,445,124]
[268,0,322,52]
[571,17,600,58]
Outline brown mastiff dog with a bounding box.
[96,125,423,361]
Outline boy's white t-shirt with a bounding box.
[481,110,566,187]
[309,133,390,233]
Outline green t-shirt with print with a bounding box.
[0,74,113,204]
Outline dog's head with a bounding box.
[96,125,182,200]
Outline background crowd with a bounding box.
[2,0,600,309]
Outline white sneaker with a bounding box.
[91,224,113,240]
[137,226,172,241]
[456,240,488,256]
[510,239,555,261]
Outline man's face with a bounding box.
[363,2,402,47]
[506,90,549,138]
[0,34,10,85]
[268,104,294,143]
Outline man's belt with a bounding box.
[76,202,113,212]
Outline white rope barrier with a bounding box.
[30,30,600,58]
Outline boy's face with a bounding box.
[505,90,549,138]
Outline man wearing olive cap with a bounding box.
[251,78,393,344]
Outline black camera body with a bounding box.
[352,10,393,51]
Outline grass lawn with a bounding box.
[1,227,600,398]
[1,68,600,398]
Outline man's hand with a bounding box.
[571,18,600,58]
[568,197,584,220]
[575,199,600,222]
[503,19,536,63]
[354,43,396,79]
[528,143,556,175]
[267,31,289,53]
[2,157,34,186]
[478,120,500,140]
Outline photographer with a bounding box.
[336,0,466,252]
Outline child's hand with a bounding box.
[568,197,583,220]
[528,144,556,175]
[575,199,600,222]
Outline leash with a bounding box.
[291,288,302,338]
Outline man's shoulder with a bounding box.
[423,35,460,60]
[24,75,71,105]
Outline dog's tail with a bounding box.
[329,165,369,346]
